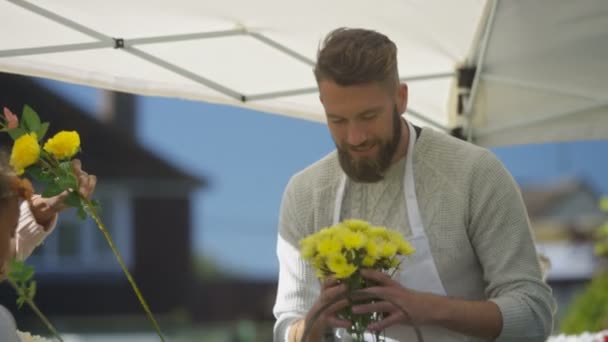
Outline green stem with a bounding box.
[79,195,165,342]
[7,278,64,342]
[38,157,58,172]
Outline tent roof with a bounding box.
[1,0,606,146]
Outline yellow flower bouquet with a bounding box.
[1,106,164,341]
[299,219,415,341]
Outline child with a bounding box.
[0,154,31,341]
[0,153,96,341]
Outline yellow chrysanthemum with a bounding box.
[386,230,416,255]
[313,255,325,270]
[396,239,416,255]
[342,219,371,232]
[299,235,318,260]
[368,226,389,240]
[326,253,357,279]
[362,255,376,267]
[10,133,40,175]
[299,220,414,279]
[378,241,398,258]
[317,237,342,257]
[365,241,379,258]
[341,230,367,250]
[43,131,80,160]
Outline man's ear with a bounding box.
[397,83,408,114]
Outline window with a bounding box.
[29,185,133,273]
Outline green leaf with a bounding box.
[57,174,78,190]
[8,259,34,283]
[23,267,34,281]
[21,105,41,133]
[7,127,26,140]
[9,261,24,281]
[26,165,53,183]
[36,122,50,141]
[91,199,102,214]
[42,183,64,198]
[77,205,87,220]
[63,191,82,208]
[16,297,25,309]
[28,281,37,300]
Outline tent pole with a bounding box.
[8,0,109,40]
[464,0,499,142]
[129,30,246,45]
[126,48,243,101]
[0,42,108,58]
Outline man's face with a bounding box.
[319,80,403,183]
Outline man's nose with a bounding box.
[346,123,368,147]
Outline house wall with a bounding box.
[133,197,193,313]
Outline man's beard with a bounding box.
[337,108,402,183]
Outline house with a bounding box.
[522,178,605,280]
[521,178,606,323]
[0,72,207,320]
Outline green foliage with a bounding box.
[560,198,608,334]
[595,222,608,257]
[8,259,37,309]
[560,272,608,334]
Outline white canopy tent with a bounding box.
[1,0,606,147]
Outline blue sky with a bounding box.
[37,79,608,280]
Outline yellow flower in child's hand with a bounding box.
[10,133,40,175]
[326,253,357,279]
[43,131,80,159]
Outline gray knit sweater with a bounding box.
[273,127,556,341]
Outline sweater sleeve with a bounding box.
[272,177,320,342]
[15,198,58,261]
[468,151,556,341]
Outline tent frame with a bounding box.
[2,0,455,131]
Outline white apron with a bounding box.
[332,121,471,341]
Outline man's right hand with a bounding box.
[296,277,351,341]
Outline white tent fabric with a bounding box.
[0,0,606,147]
[463,0,608,146]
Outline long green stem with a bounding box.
[7,278,63,342]
[80,196,165,342]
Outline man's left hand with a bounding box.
[351,268,439,332]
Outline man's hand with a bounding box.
[351,269,438,332]
[295,277,351,342]
[353,269,502,339]
[29,159,97,227]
